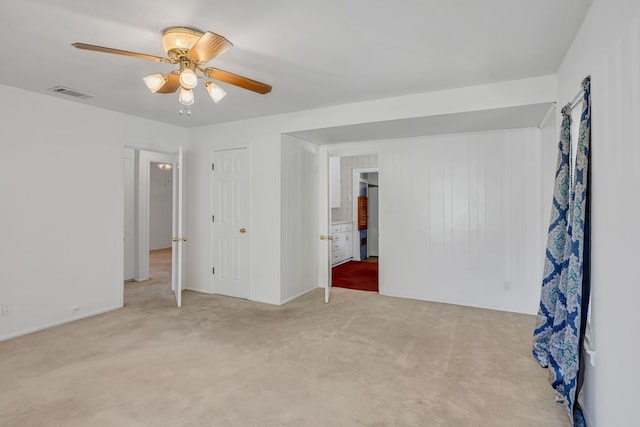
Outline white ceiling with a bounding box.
[0,1,591,128]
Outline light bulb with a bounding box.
[179,69,198,89]
[178,88,194,105]
[205,81,226,103]
[143,74,166,93]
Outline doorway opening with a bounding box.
[122,148,184,307]
[329,155,379,294]
[147,161,174,285]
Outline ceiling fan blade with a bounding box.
[187,32,233,64]
[156,73,181,94]
[72,43,170,63]
[204,68,272,94]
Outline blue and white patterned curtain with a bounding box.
[533,76,591,425]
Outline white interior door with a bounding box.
[319,148,332,303]
[171,146,185,308]
[211,148,250,299]
[123,148,135,281]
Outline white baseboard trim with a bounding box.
[0,304,123,342]
[280,286,319,305]
[248,296,282,306]
[378,290,536,315]
[186,286,214,295]
[186,287,277,304]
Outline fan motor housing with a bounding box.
[162,26,204,58]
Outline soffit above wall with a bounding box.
[288,103,555,144]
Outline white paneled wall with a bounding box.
[380,128,545,314]
[281,135,319,303]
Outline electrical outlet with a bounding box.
[1,303,12,316]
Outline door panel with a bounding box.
[212,148,250,298]
[173,146,184,307]
[321,150,332,303]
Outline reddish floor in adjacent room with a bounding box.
[332,260,378,292]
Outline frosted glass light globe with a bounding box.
[179,69,198,89]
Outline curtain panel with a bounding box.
[533,76,591,425]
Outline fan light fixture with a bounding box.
[162,27,202,54]
[179,68,198,89]
[143,74,167,93]
[178,88,195,105]
[73,26,272,114]
[205,81,227,103]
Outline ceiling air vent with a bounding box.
[47,86,93,99]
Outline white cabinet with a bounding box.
[330,157,341,208]
[331,222,353,266]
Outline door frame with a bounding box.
[351,167,378,261]
[135,149,179,282]
[320,145,382,302]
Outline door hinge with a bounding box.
[212,215,215,223]
[211,163,215,171]
[212,267,215,275]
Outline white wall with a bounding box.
[186,76,557,305]
[0,75,557,337]
[556,1,640,425]
[378,128,545,314]
[0,84,184,340]
[149,163,173,250]
[184,121,282,303]
[281,135,319,303]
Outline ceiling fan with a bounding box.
[73,26,271,109]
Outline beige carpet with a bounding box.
[0,252,569,426]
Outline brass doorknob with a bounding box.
[240,228,246,234]
[172,237,179,242]
[182,237,188,242]
[320,235,334,241]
